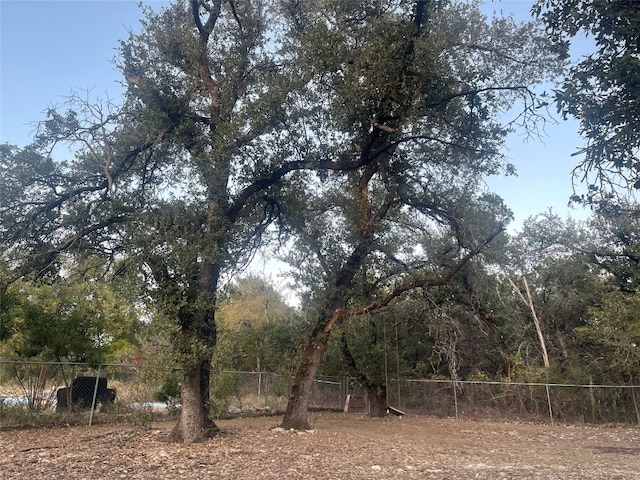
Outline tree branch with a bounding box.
[31,216,129,278]
[507,276,550,368]
[190,0,222,125]
[327,223,505,326]
[425,86,531,109]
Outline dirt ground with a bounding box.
[1,413,640,479]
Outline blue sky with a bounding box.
[0,0,592,230]
[1,0,161,143]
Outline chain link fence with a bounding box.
[384,379,640,425]
[0,360,151,428]
[208,372,345,417]
[2,360,639,428]
[0,360,348,428]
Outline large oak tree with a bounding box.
[1,0,346,443]
[275,0,563,429]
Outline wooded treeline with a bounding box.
[2,0,640,442]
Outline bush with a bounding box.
[210,372,242,418]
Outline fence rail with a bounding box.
[1,360,639,428]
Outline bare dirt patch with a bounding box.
[2,413,639,479]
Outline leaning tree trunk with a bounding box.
[281,246,375,429]
[281,328,332,430]
[282,162,379,430]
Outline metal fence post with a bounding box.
[545,383,554,426]
[88,364,101,427]
[453,380,459,419]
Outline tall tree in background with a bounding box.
[214,275,301,374]
[504,213,603,374]
[277,0,562,430]
[577,290,640,385]
[579,204,640,292]
[339,311,395,418]
[534,0,640,204]
[1,268,140,365]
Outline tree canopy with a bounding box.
[1,264,140,365]
[535,0,640,204]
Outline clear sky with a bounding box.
[0,0,592,231]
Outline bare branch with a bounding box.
[507,276,550,368]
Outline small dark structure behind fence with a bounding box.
[56,376,116,412]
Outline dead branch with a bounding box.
[507,276,550,368]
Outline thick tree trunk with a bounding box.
[340,331,388,418]
[367,384,388,417]
[167,256,220,443]
[281,329,330,430]
[168,359,218,443]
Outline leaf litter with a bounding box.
[2,413,639,479]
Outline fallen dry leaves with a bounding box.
[2,413,640,479]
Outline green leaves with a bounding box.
[578,290,640,382]
[536,0,640,205]
[214,275,301,374]
[2,272,140,364]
